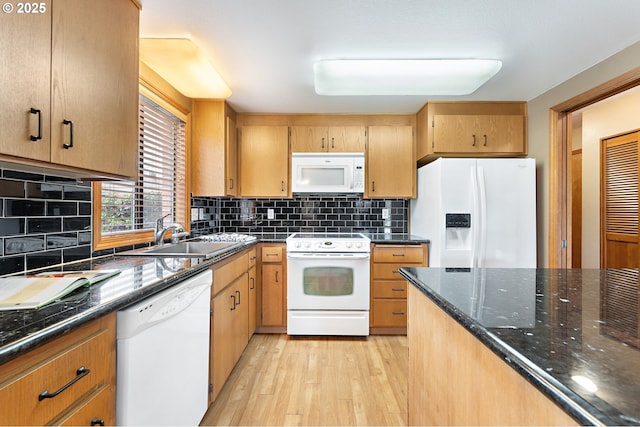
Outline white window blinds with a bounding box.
[100,94,187,234]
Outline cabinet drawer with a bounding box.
[372,280,407,298]
[373,245,425,263]
[262,246,283,263]
[213,253,247,295]
[372,300,407,327]
[372,263,410,280]
[56,384,115,426]
[0,315,115,426]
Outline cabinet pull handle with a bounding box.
[281,180,285,192]
[372,181,375,192]
[331,137,335,149]
[321,137,325,149]
[483,134,487,146]
[90,418,105,426]
[230,294,236,311]
[250,277,255,290]
[472,134,476,146]
[62,119,74,149]
[29,108,42,141]
[38,366,90,401]
[229,178,234,189]
[392,269,400,274]
[392,253,405,257]
[235,289,241,306]
[275,271,279,283]
[391,288,404,292]
[392,311,405,316]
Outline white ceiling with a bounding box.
[139,0,640,114]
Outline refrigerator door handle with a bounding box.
[477,166,488,267]
[470,167,480,268]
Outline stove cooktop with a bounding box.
[286,232,371,253]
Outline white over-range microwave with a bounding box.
[291,152,365,194]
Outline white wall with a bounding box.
[527,41,640,267]
[581,88,640,267]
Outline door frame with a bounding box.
[548,67,640,268]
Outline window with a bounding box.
[92,86,189,250]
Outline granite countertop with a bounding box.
[0,241,256,365]
[366,233,429,244]
[400,267,640,426]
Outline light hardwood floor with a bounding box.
[201,333,408,426]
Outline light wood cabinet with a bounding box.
[365,125,416,198]
[416,101,527,165]
[191,100,238,196]
[408,285,578,426]
[290,126,366,152]
[238,126,290,197]
[209,248,253,402]
[0,313,116,426]
[248,247,257,338]
[370,244,427,334]
[258,244,287,330]
[0,0,139,179]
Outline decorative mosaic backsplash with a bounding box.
[1,167,409,275]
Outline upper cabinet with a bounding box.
[238,126,290,197]
[416,101,527,165]
[191,100,238,196]
[290,126,366,152]
[0,0,140,179]
[365,125,415,198]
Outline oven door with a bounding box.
[287,252,370,310]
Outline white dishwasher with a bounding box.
[116,270,212,426]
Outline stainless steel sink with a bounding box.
[122,241,240,258]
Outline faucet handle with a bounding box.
[156,213,171,230]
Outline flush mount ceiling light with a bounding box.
[313,59,502,96]
[139,38,232,99]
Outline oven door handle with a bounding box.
[287,253,370,260]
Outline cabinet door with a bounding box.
[239,126,289,197]
[476,115,525,153]
[211,285,236,400]
[233,273,249,360]
[366,126,415,198]
[261,264,284,327]
[0,1,51,161]
[248,264,257,337]
[290,126,327,152]
[50,0,138,178]
[226,116,238,196]
[432,115,479,153]
[328,126,366,152]
[192,101,226,196]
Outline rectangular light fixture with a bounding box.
[314,59,502,96]
[140,38,232,99]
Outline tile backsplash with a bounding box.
[1,167,409,275]
[0,169,92,275]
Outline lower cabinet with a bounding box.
[0,313,116,426]
[258,243,287,332]
[370,243,428,334]
[209,248,253,403]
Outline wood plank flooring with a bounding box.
[200,333,408,426]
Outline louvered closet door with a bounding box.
[602,131,640,268]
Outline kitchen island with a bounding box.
[400,267,640,426]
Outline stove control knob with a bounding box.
[355,242,362,248]
[304,242,311,248]
[295,242,302,248]
[346,242,352,248]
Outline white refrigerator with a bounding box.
[410,158,536,268]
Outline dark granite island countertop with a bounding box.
[400,267,640,426]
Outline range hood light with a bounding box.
[313,59,502,96]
